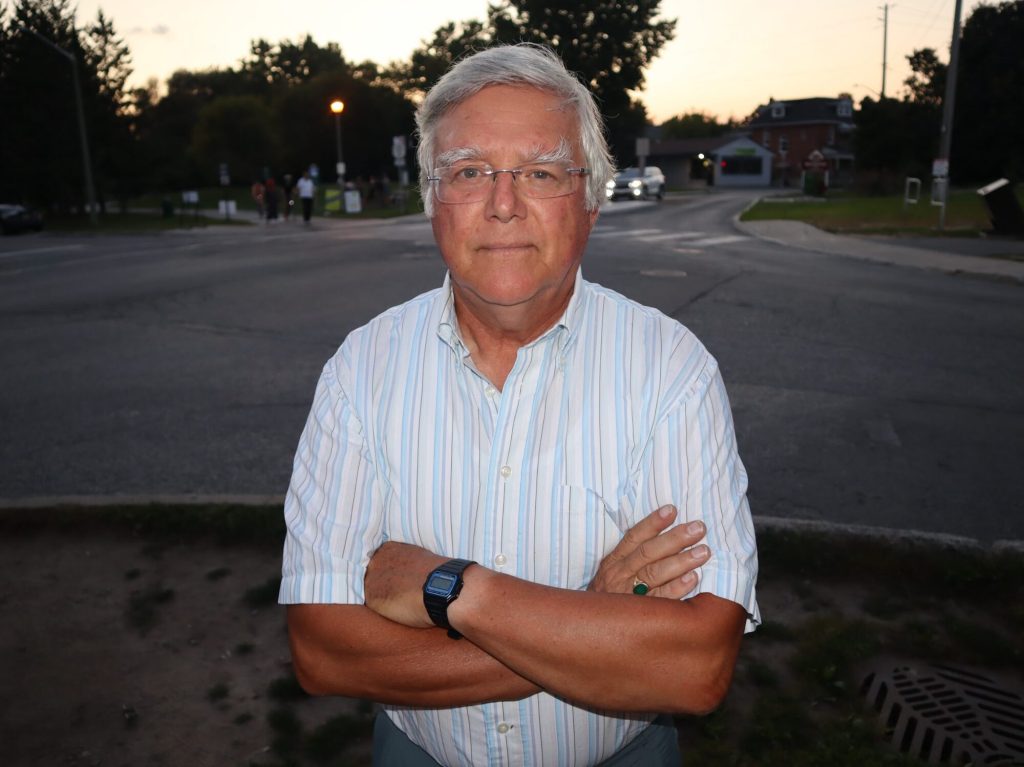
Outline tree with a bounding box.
[903,48,946,107]
[0,0,137,210]
[660,111,730,140]
[951,0,1024,182]
[390,0,676,165]
[190,95,278,185]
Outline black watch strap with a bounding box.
[423,558,475,639]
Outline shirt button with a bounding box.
[493,553,508,567]
[485,385,497,397]
[500,465,512,478]
[497,722,510,734]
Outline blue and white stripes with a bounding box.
[281,270,760,766]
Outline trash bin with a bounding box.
[160,198,175,218]
[977,178,1024,235]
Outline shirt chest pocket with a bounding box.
[528,485,625,590]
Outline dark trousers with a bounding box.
[373,710,681,766]
[301,197,313,222]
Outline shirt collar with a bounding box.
[435,268,587,360]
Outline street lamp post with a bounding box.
[330,100,345,187]
[17,23,98,225]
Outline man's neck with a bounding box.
[453,289,571,391]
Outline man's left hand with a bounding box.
[364,542,447,628]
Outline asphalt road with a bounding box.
[2,192,1022,542]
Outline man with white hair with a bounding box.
[281,44,760,766]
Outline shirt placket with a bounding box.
[477,342,546,766]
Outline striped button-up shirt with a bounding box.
[281,270,760,766]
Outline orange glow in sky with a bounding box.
[73,0,983,123]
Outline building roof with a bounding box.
[748,97,855,128]
[649,134,745,156]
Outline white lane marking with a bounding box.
[0,244,86,260]
[688,235,747,247]
[640,269,688,278]
[638,232,707,242]
[590,228,663,238]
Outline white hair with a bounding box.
[415,44,615,217]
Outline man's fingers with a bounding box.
[621,519,706,576]
[635,543,710,593]
[604,505,677,562]
[651,571,699,600]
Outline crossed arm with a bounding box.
[287,505,747,715]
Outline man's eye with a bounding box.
[453,166,483,181]
[525,167,561,182]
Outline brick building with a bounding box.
[747,96,856,187]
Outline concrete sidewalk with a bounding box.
[735,217,1024,283]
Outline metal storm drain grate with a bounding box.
[859,657,1024,764]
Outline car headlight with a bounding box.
[605,180,616,189]
[628,179,643,189]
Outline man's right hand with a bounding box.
[587,505,709,600]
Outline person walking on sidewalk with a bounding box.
[296,171,315,224]
[281,44,760,766]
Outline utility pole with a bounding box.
[937,0,963,230]
[16,23,99,226]
[879,3,891,98]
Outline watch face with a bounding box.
[425,571,458,597]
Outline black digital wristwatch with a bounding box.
[423,558,476,639]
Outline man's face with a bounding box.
[430,85,598,324]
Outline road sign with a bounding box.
[932,158,949,178]
[392,135,407,160]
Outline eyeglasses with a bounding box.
[427,163,590,204]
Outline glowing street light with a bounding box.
[330,100,345,183]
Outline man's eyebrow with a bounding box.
[434,146,484,167]
[434,138,575,168]
[526,138,574,165]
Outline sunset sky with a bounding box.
[69,0,982,123]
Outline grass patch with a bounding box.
[206,566,231,581]
[0,503,286,547]
[740,187,1024,235]
[303,712,375,763]
[244,575,282,608]
[206,682,230,703]
[268,674,308,703]
[44,211,250,233]
[125,584,175,634]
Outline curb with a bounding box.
[3,495,1021,553]
[731,203,1024,284]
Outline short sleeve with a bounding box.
[279,354,384,605]
[636,351,761,632]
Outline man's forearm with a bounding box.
[448,569,746,715]
[287,603,541,706]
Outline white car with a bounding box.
[605,166,666,201]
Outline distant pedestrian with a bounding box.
[296,171,315,224]
[265,177,280,223]
[282,174,295,221]
[250,180,265,220]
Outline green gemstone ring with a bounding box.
[632,578,650,596]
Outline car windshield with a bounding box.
[616,169,641,179]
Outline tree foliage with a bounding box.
[0,0,133,209]
[388,0,676,164]
[951,0,1024,182]
[903,48,946,107]
[659,111,731,140]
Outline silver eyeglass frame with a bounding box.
[426,166,590,204]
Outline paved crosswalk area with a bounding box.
[590,225,748,250]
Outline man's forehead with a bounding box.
[434,86,580,159]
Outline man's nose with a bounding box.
[486,170,526,218]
